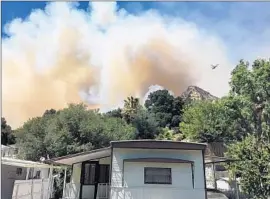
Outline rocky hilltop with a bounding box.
[181,86,218,102]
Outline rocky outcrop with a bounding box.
[181,86,218,103]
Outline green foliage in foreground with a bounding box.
[181,59,270,144]
[180,96,251,143]
[180,58,270,198]
[226,136,270,199]
[227,60,270,198]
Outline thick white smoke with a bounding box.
[2,2,233,128]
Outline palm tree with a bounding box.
[122,96,140,123]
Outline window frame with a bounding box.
[16,168,22,176]
[144,167,172,185]
[34,170,41,179]
[81,161,99,185]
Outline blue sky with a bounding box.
[2,1,269,35]
[2,1,226,27]
[2,1,270,60]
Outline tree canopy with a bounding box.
[145,89,184,128]
[1,117,15,145]
[15,104,135,161]
[180,96,250,143]
[226,136,270,199]
[229,59,270,143]
[226,59,270,198]
[131,108,161,139]
[180,58,270,198]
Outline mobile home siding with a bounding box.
[1,164,27,199]
[110,148,206,199]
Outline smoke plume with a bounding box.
[2,2,233,128]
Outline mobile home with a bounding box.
[1,145,57,199]
[52,140,207,199]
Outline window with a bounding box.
[99,165,110,183]
[215,165,226,171]
[34,171,41,179]
[14,148,19,155]
[144,167,172,184]
[16,168,22,176]
[28,168,34,179]
[82,163,96,185]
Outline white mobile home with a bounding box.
[52,140,207,199]
[1,145,58,199]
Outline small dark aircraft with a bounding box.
[211,64,219,69]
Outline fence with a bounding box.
[205,163,252,199]
[97,183,110,199]
[62,183,110,199]
[62,183,80,199]
[12,179,49,199]
[220,189,250,199]
[2,147,19,158]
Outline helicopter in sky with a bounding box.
[211,64,219,70]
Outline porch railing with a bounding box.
[97,183,110,199]
[63,183,80,199]
[63,183,110,199]
[12,179,49,199]
[2,147,19,158]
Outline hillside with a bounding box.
[181,86,218,102]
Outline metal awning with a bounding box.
[51,147,111,165]
[2,157,62,169]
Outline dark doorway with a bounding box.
[80,161,99,199]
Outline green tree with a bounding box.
[105,108,123,119]
[15,115,53,160]
[156,127,183,141]
[145,90,184,128]
[1,117,15,145]
[230,59,270,143]
[43,109,57,116]
[180,97,248,143]
[226,59,270,198]
[180,59,270,198]
[131,108,161,139]
[16,103,135,161]
[226,136,270,198]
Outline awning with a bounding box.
[2,157,62,169]
[51,147,111,165]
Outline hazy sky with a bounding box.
[2,1,270,127]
